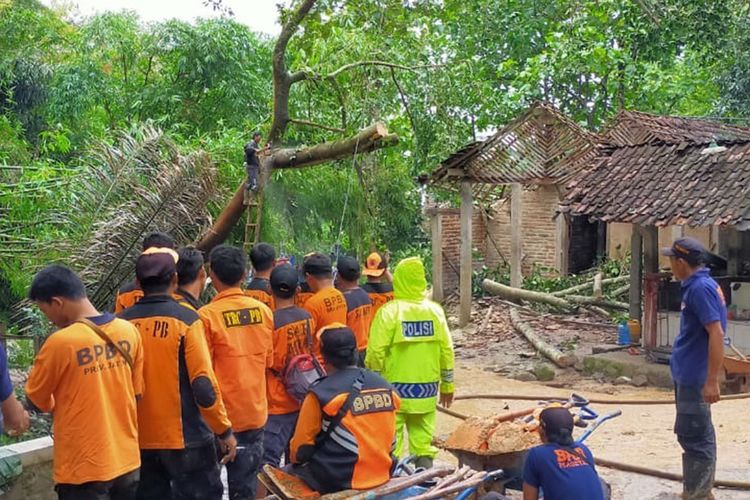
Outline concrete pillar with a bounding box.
[629,224,643,322]
[430,211,444,302]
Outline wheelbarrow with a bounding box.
[723,342,750,393]
[444,406,622,494]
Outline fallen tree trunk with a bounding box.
[611,284,630,297]
[482,279,573,310]
[566,295,629,311]
[551,275,630,297]
[510,309,577,368]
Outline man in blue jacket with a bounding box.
[662,237,727,499]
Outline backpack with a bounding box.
[282,320,326,402]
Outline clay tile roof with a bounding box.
[430,102,601,201]
[604,110,750,147]
[564,113,750,228]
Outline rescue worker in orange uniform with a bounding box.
[199,244,273,499]
[245,242,275,309]
[114,231,175,313]
[174,246,206,310]
[335,255,373,366]
[303,253,347,342]
[119,248,236,500]
[27,265,143,499]
[289,325,400,494]
[264,264,315,468]
[361,252,394,316]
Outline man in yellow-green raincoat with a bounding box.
[365,257,455,470]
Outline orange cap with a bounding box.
[362,252,386,277]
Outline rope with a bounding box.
[332,135,360,262]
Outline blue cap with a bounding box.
[661,237,706,266]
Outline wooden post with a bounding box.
[459,181,473,326]
[430,211,444,303]
[555,214,569,275]
[510,183,523,288]
[643,225,659,274]
[629,224,643,322]
[727,226,741,276]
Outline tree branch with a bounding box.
[288,118,345,133]
[326,61,442,80]
[269,0,318,144]
[272,122,398,169]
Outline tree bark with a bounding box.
[566,295,629,311]
[551,275,630,297]
[483,279,573,310]
[510,309,577,368]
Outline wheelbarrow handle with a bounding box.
[576,409,622,444]
[578,406,598,420]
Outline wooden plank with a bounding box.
[459,181,473,326]
[629,224,643,323]
[510,183,523,288]
[431,212,444,302]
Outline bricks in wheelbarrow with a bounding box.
[444,417,541,455]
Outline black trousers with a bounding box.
[674,383,716,461]
[227,428,264,500]
[136,443,223,500]
[56,469,139,500]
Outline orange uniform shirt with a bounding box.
[361,282,394,316]
[245,277,275,310]
[304,286,347,336]
[290,369,400,492]
[120,295,231,449]
[114,281,143,314]
[26,314,144,485]
[199,288,274,431]
[267,306,314,415]
[343,287,374,351]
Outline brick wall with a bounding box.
[485,185,561,274]
[436,209,486,294]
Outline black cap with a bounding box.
[337,255,361,282]
[661,237,706,266]
[319,324,357,364]
[304,253,332,277]
[270,264,298,299]
[540,407,574,435]
[136,248,178,283]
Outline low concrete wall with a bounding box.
[1,436,54,499]
[583,351,674,388]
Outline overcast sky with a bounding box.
[41,0,285,35]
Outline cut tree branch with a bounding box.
[288,118,345,133]
[272,122,398,169]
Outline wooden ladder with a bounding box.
[243,190,263,253]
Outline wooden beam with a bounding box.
[727,226,741,276]
[459,181,473,326]
[555,214,569,275]
[510,183,523,288]
[643,225,659,274]
[629,224,643,322]
[431,212,444,303]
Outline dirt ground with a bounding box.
[436,362,750,499]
